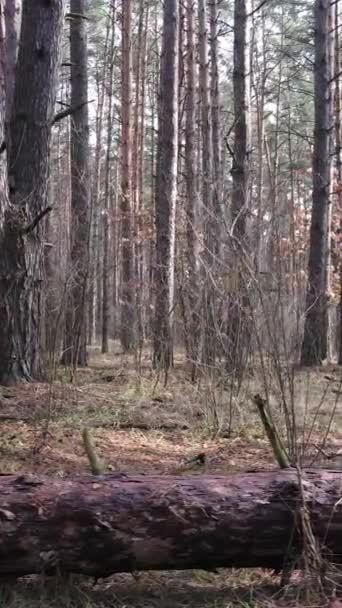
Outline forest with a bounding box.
[1,0,342,606]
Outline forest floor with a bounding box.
[0,343,342,607]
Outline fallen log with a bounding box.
[0,469,341,577]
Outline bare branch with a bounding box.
[248,0,270,17]
[52,100,94,125]
[23,207,52,235]
[65,12,90,21]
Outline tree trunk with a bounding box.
[88,22,109,346]
[0,469,342,576]
[137,3,149,348]
[251,3,266,273]
[101,0,116,355]
[0,6,10,269]
[198,0,217,370]
[63,0,90,368]
[209,0,221,222]
[3,0,21,126]
[120,0,135,352]
[153,0,179,369]
[184,0,199,375]
[226,0,251,378]
[0,0,64,384]
[301,0,332,366]
[336,0,342,365]
[132,0,148,351]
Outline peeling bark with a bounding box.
[0,470,341,576]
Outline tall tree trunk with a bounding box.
[226,0,251,377]
[3,0,21,127]
[301,0,332,366]
[209,0,221,222]
[198,0,215,370]
[185,0,199,373]
[153,0,179,369]
[120,0,135,352]
[0,2,10,275]
[136,3,149,348]
[0,0,64,384]
[101,0,116,354]
[63,0,90,368]
[251,3,266,273]
[132,0,146,350]
[336,1,342,365]
[88,23,109,346]
[147,8,159,339]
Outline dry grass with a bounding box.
[0,347,342,606]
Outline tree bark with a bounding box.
[132,0,148,351]
[120,0,135,352]
[226,0,251,378]
[88,19,109,346]
[0,0,64,384]
[0,6,10,259]
[209,0,221,222]
[184,0,199,374]
[0,469,342,577]
[198,0,217,370]
[153,0,179,369]
[3,0,21,126]
[301,0,332,366]
[336,0,342,365]
[101,1,116,354]
[62,0,90,368]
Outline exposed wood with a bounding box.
[253,394,290,468]
[82,428,105,475]
[0,470,342,577]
